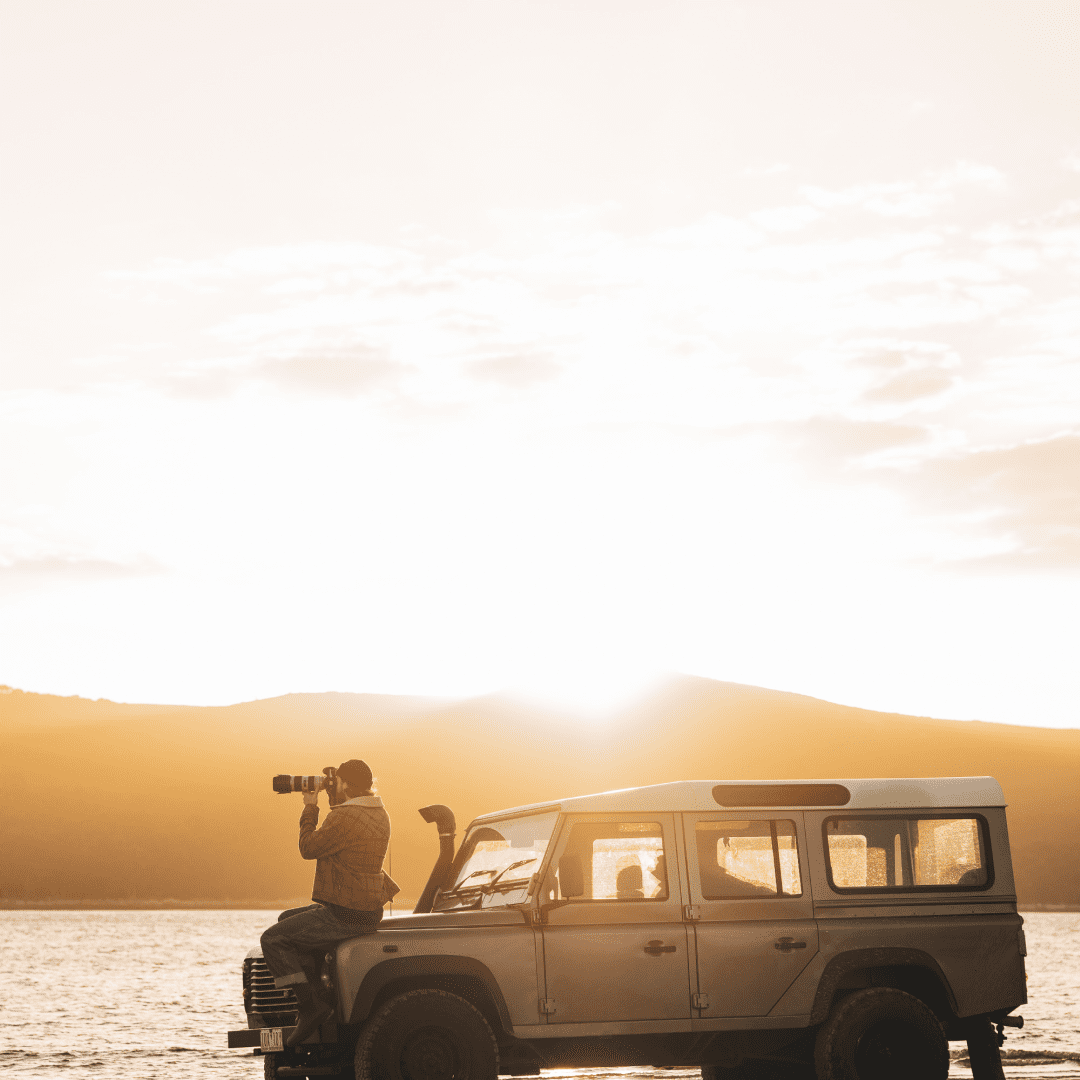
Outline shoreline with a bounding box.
[2,899,1073,912]
[0,898,421,911]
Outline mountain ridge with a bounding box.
[2,675,1076,907]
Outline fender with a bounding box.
[348,954,514,1031]
[809,948,959,1024]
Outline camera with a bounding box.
[273,766,336,795]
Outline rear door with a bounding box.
[683,811,818,1017]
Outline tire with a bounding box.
[354,988,499,1080]
[964,1016,1006,1080]
[266,1047,357,1080]
[814,987,948,1080]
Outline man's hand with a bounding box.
[302,788,320,807]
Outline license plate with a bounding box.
[260,1028,284,1052]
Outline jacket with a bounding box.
[298,795,398,911]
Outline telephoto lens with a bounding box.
[272,774,329,794]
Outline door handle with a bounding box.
[774,937,807,951]
[644,940,677,955]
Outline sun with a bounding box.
[505,658,669,719]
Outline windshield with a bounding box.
[444,812,559,897]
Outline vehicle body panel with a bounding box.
[802,804,1026,1019]
[337,920,540,1028]
[539,813,692,1024]
[683,811,820,1017]
[471,778,1006,825]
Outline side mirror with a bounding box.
[558,854,585,899]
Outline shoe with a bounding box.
[286,981,334,1047]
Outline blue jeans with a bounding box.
[260,903,383,988]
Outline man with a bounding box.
[260,758,398,1046]
[649,852,668,898]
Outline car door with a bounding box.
[683,811,819,1018]
[539,812,692,1025]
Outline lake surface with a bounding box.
[1,910,1077,1078]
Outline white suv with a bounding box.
[229,777,1026,1080]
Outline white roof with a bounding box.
[471,777,1004,824]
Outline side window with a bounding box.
[695,820,802,899]
[825,816,989,890]
[557,821,668,901]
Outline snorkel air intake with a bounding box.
[413,804,456,913]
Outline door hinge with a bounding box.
[684,905,700,921]
[539,998,557,1015]
[692,992,710,1010]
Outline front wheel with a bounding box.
[354,988,499,1080]
[266,1049,356,1080]
[814,987,948,1080]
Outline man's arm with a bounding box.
[297,790,350,860]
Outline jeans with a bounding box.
[260,903,383,988]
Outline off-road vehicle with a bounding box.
[228,777,1026,1079]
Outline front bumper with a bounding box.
[228,1029,263,1048]
[227,1022,338,1049]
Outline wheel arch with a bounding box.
[809,948,959,1025]
[347,955,514,1036]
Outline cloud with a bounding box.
[743,163,791,178]
[749,205,822,232]
[114,242,412,289]
[93,162,1078,453]
[849,340,959,371]
[800,162,1006,220]
[862,368,955,403]
[255,351,403,397]
[264,277,327,295]
[909,435,1080,570]
[0,554,165,587]
[783,417,930,466]
[802,182,951,219]
[158,346,406,400]
[163,374,241,400]
[466,355,563,388]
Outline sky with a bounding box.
[1,1,1079,726]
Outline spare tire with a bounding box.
[814,987,948,1080]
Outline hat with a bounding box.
[336,759,373,791]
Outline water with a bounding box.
[1,911,1076,1078]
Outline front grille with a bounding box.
[244,956,298,1028]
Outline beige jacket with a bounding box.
[298,795,398,911]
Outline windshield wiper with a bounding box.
[444,857,539,898]
[452,867,498,889]
[484,859,538,890]
[433,892,484,912]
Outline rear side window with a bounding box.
[825,816,991,891]
[695,819,802,898]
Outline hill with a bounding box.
[1,677,1077,907]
